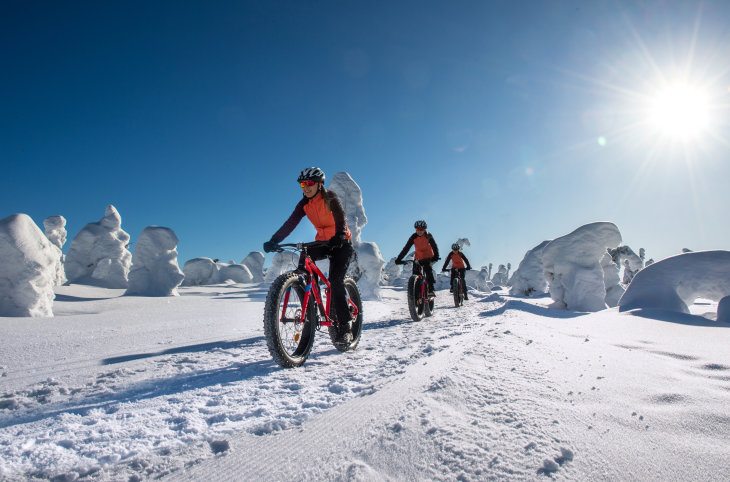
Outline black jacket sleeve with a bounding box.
[395,234,417,262]
[428,234,440,260]
[460,252,472,270]
[270,197,307,243]
[442,252,453,271]
[327,191,347,238]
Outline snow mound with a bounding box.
[718,296,730,323]
[466,268,493,293]
[125,227,185,296]
[43,215,67,286]
[217,263,254,284]
[64,205,132,288]
[265,252,299,282]
[542,222,622,312]
[182,258,219,286]
[383,257,403,284]
[491,264,509,286]
[0,213,56,317]
[618,250,730,314]
[510,240,550,296]
[353,242,385,299]
[241,252,265,282]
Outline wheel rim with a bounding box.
[276,285,308,358]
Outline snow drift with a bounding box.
[618,250,730,315]
[0,213,56,317]
[125,227,185,297]
[542,222,622,312]
[64,205,132,288]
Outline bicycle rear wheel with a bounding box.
[328,277,363,352]
[263,272,316,368]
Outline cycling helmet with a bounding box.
[414,220,427,229]
[297,167,325,183]
[451,243,460,251]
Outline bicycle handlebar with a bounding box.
[273,241,329,252]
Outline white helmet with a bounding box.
[297,167,325,183]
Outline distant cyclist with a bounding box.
[394,220,440,295]
[263,167,354,345]
[442,243,472,300]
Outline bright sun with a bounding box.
[648,83,711,141]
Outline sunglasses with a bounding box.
[299,180,318,188]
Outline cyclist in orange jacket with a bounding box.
[442,243,472,300]
[394,220,440,295]
[263,167,354,345]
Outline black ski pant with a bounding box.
[298,241,354,325]
[414,260,436,292]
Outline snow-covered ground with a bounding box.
[1,283,729,481]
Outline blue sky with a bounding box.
[2,0,729,269]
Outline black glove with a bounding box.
[432,257,440,263]
[263,240,277,253]
[394,259,404,265]
[441,268,448,272]
[466,266,472,271]
[328,233,346,249]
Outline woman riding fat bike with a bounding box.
[442,243,472,304]
[394,220,440,296]
[263,167,354,346]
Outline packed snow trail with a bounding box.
[1,284,729,481]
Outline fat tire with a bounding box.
[452,277,461,307]
[407,275,425,321]
[425,288,434,317]
[263,272,316,368]
[327,277,363,352]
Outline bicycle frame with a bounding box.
[278,243,359,328]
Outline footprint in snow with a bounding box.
[537,447,574,475]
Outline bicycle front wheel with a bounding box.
[263,272,316,368]
[407,275,426,321]
[452,277,462,307]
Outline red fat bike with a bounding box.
[403,259,435,321]
[263,242,363,368]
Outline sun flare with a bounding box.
[648,83,711,141]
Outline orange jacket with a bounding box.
[303,193,352,241]
[396,232,439,262]
[271,190,352,243]
[442,251,472,271]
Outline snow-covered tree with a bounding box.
[241,252,265,282]
[125,226,185,296]
[328,172,385,299]
[510,240,551,297]
[542,222,622,312]
[619,251,730,315]
[64,205,132,288]
[0,214,56,317]
[43,215,67,286]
